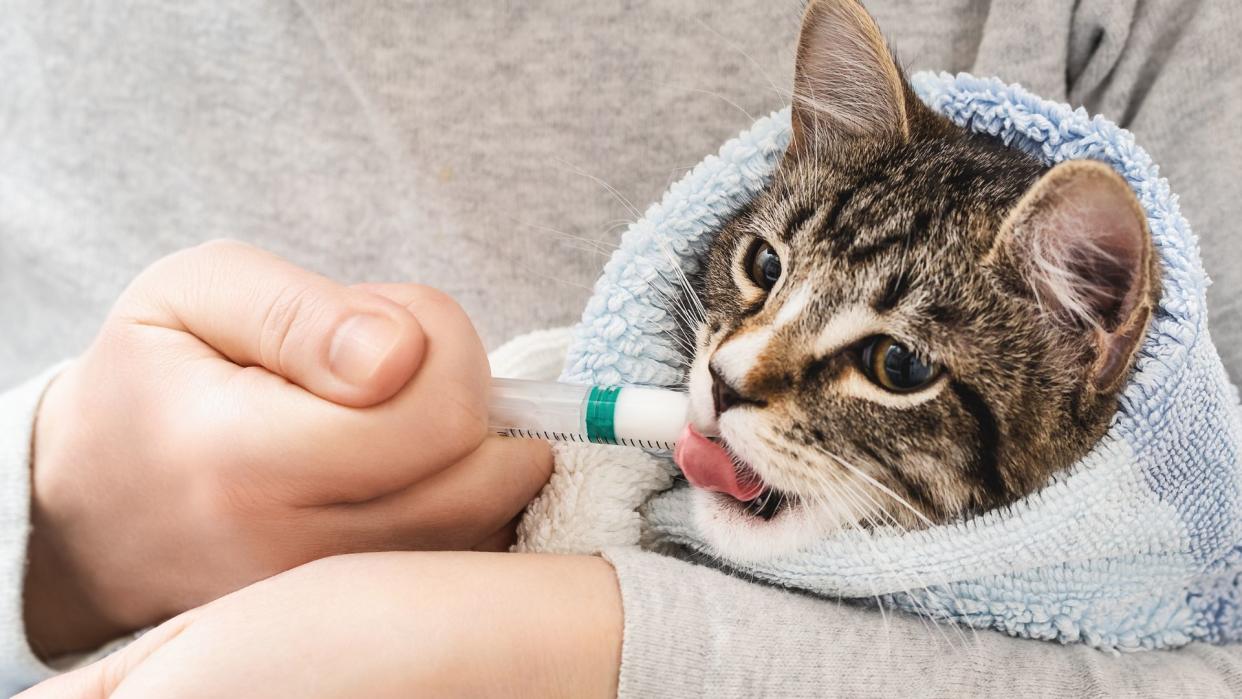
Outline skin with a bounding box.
[18,552,622,699]
[24,240,614,691]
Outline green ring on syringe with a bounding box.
[489,378,688,450]
[585,385,622,444]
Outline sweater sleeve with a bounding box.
[604,546,1242,697]
[0,365,65,693]
[0,366,134,695]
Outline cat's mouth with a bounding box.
[675,425,792,520]
[741,488,790,520]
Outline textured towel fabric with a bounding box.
[561,72,1242,651]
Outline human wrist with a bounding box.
[23,372,125,659]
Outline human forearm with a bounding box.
[20,551,623,698]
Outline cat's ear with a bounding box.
[997,160,1156,392]
[789,0,909,154]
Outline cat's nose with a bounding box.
[710,365,764,416]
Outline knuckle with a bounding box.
[257,283,323,376]
[127,239,251,302]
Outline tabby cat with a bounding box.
[674,0,1160,561]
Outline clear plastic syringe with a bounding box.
[489,378,688,450]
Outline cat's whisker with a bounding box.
[601,220,636,239]
[808,475,954,651]
[551,157,643,220]
[816,447,935,529]
[798,469,956,649]
[832,474,970,650]
[833,485,944,650]
[503,217,622,261]
[651,81,757,123]
[821,462,979,650]
[809,474,895,643]
[646,280,702,343]
[640,263,707,359]
[506,260,597,295]
[649,240,708,324]
[691,15,795,105]
[632,311,696,360]
[784,450,967,648]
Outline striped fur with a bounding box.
[679,0,1157,555]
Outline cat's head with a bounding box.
[678,0,1160,561]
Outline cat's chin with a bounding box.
[690,487,849,563]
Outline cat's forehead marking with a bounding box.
[774,282,813,327]
[812,305,879,357]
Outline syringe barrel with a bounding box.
[489,378,688,449]
[608,385,688,448]
[489,378,592,441]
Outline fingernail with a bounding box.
[329,314,401,386]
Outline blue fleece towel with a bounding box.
[561,71,1242,651]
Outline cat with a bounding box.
[674,0,1160,562]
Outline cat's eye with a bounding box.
[745,240,782,291]
[861,336,940,392]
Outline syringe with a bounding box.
[489,377,689,450]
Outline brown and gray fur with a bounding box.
[679,0,1159,555]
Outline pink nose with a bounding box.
[708,365,765,417]
[710,365,744,414]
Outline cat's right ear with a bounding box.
[789,0,909,155]
[993,160,1157,393]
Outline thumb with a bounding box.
[123,239,425,408]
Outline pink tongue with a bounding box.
[674,425,765,501]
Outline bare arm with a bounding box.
[18,552,622,698]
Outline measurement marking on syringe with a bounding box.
[495,428,673,450]
[489,378,686,452]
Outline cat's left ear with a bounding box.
[789,0,910,154]
[996,160,1157,393]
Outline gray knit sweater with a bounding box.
[2,1,1240,695]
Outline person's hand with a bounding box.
[17,551,622,699]
[24,240,552,658]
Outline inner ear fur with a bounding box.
[789,0,910,154]
[994,160,1158,393]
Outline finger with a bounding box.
[205,283,494,503]
[125,239,425,408]
[318,436,553,551]
[473,516,521,552]
[15,612,197,699]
